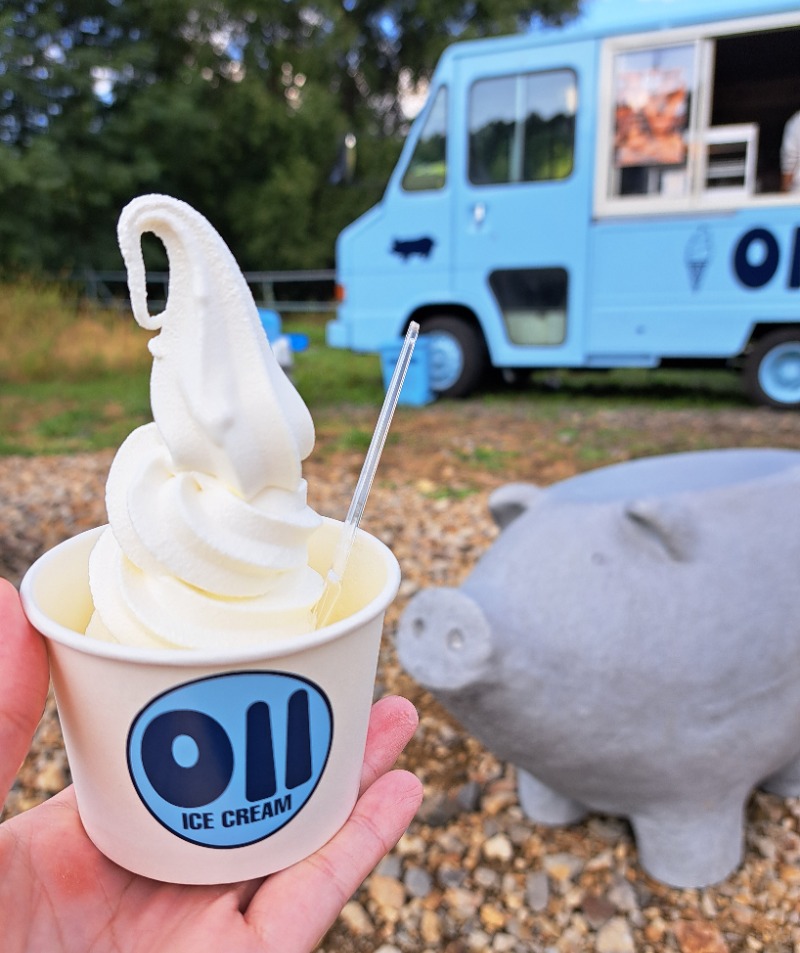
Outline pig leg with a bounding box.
[761,751,800,796]
[516,768,587,825]
[630,794,746,889]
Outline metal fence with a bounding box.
[79,268,337,315]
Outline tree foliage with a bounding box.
[0,0,581,275]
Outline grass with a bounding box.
[288,317,384,408]
[0,282,156,383]
[0,287,385,455]
[0,282,757,457]
[421,485,478,501]
[0,282,155,454]
[452,445,520,471]
[0,374,153,455]
[481,364,749,411]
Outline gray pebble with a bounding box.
[404,865,433,898]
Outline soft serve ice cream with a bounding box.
[19,193,404,883]
[86,194,325,649]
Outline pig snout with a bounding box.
[397,587,494,692]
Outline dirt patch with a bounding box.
[309,401,800,498]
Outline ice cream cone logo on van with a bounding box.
[685,226,712,291]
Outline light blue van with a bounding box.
[327,0,800,407]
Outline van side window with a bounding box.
[469,69,577,185]
[402,87,447,191]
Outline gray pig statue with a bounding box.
[397,448,800,888]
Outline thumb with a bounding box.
[0,579,49,806]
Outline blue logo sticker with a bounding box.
[127,672,333,848]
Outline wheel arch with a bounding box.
[745,321,800,350]
[404,303,485,340]
[404,308,491,398]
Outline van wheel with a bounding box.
[420,316,488,398]
[744,328,800,409]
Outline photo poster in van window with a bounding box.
[613,45,694,170]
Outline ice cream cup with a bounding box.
[20,518,400,884]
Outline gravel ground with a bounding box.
[2,402,800,953]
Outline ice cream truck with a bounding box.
[326,0,800,407]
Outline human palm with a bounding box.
[0,580,422,953]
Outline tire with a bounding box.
[420,316,489,398]
[744,328,800,409]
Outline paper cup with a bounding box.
[20,519,400,884]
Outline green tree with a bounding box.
[0,0,201,271]
[314,0,581,134]
[0,0,582,276]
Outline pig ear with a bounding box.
[488,482,543,530]
[623,499,695,561]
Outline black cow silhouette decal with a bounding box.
[391,236,435,260]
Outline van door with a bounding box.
[333,85,453,353]
[452,40,595,369]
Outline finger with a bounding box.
[234,695,420,912]
[359,695,419,795]
[0,579,50,804]
[245,768,423,952]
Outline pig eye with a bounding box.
[412,617,425,637]
[447,628,465,651]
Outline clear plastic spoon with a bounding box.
[313,321,420,628]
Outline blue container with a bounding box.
[257,307,282,342]
[379,336,433,406]
[287,332,309,353]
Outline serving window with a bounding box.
[598,16,800,213]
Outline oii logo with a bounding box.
[127,672,333,848]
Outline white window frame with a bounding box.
[594,10,800,218]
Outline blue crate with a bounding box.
[379,335,433,406]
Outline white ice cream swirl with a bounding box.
[86,195,324,649]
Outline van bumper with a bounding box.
[326,308,406,352]
[325,318,350,349]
